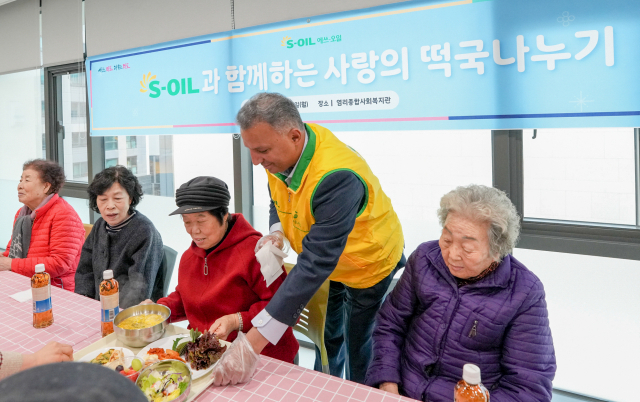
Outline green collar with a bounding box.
[273,123,317,192]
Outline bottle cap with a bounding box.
[462,364,481,385]
[103,270,113,280]
[35,264,45,273]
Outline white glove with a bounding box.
[211,331,260,386]
[254,231,290,253]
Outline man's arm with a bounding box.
[264,170,365,327]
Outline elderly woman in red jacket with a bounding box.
[144,176,298,364]
[0,159,85,291]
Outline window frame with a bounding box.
[492,129,640,260]
[44,62,104,222]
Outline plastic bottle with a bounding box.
[454,364,490,402]
[31,263,53,328]
[99,270,120,337]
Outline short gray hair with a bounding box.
[236,92,305,134]
[437,184,521,260]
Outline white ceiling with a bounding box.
[0,0,17,7]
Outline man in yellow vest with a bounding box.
[211,92,405,386]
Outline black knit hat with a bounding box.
[169,176,231,216]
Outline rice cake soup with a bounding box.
[118,314,165,330]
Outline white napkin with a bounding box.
[255,241,288,287]
[10,289,32,302]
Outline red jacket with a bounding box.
[4,194,85,291]
[158,214,299,363]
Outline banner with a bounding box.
[86,0,640,136]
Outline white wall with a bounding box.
[0,180,22,247]
[514,248,640,402]
[0,69,44,247]
[61,196,91,223]
[136,133,237,293]
[136,195,192,293]
[253,129,493,264]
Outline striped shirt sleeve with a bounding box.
[0,351,24,380]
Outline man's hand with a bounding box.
[0,256,12,271]
[379,382,400,395]
[21,342,73,371]
[209,314,239,340]
[139,299,154,305]
[245,327,270,355]
[211,332,260,386]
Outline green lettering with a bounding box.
[181,78,186,95]
[167,79,180,96]
[187,78,199,94]
[297,39,305,47]
[310,37,316,45]
[149,80,161,98]
[287,40,294,48]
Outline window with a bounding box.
[47,66,90,186]
[71,101,86,118]
[103,135,179,197]
[73,161,88,180]
[493,128,640,260]
[126,136,137,149]
[105,136,118,151]
[127,155,138,174]
[70,74,85,87]
[72,132,87,148]
[523,128,635,226]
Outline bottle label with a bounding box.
[100,293,119,323]
[101,306,120,322]
[32,286,51,313]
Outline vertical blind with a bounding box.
[85,0,233,57]
[233,0,407,29]
[42,0,83,67]
[0,0,39,75]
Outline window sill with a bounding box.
[519,219,640,260]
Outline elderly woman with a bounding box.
[366,185,556,402]
[149,176,298,363]
[0,160,85,290]
[74,166,164,308]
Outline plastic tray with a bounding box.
[73,324,214,402]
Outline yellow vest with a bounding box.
[267,123,404,288]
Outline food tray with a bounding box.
[73,324,214,402]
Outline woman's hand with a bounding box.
[379,382,400,395]
[21,342,73,371]
[209,314,239,340]
[139,299,154,305]
[0,256,12,271]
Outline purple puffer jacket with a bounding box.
[366,241,556,402]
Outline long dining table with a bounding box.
[1,271,417,401]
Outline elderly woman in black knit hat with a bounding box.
[145,176,299,364]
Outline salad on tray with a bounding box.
[137,361,191,402]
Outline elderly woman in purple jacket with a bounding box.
[366,185,556,402]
